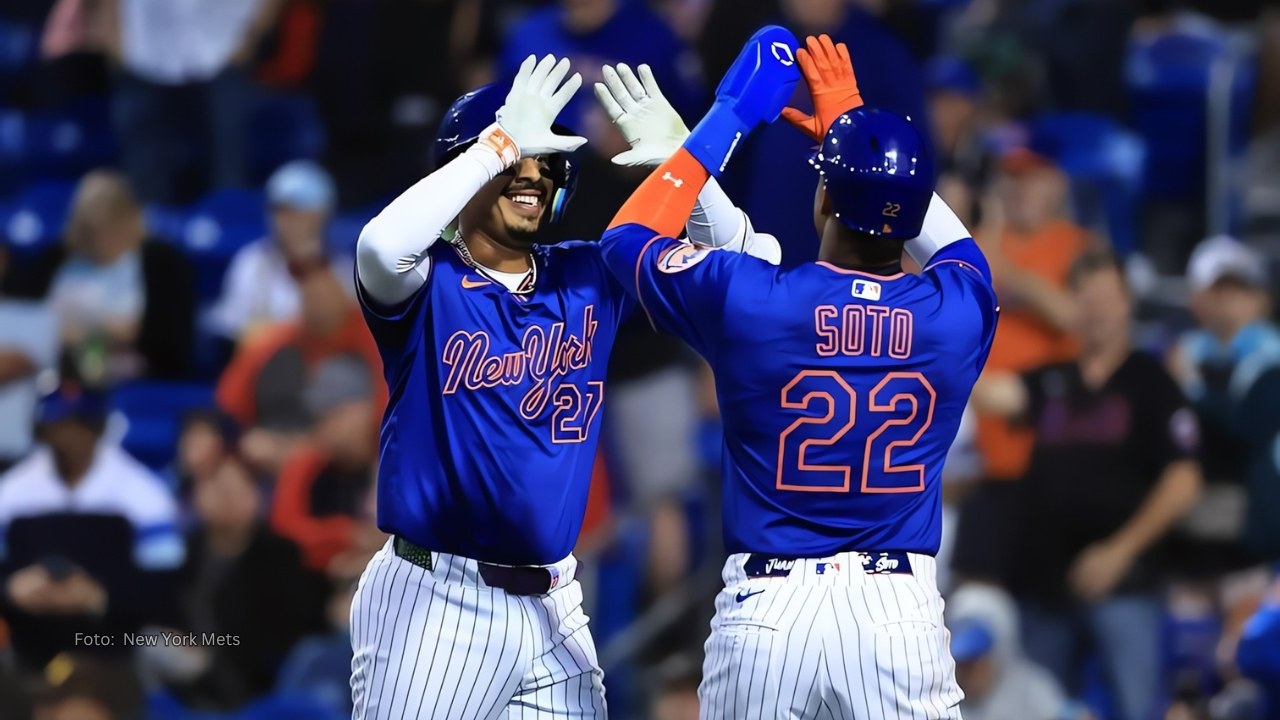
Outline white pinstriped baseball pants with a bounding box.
[699,552,964,720]
[350,539,606,719]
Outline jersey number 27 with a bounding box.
[776,370,936,493]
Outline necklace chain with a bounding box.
[450,237,537,295]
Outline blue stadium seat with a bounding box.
[250,93,326,184]
[0,179,77,255]
[145,204,190,244]
[181,188,268,301]
[26,98,118,178]
[234,693,347,720]
[326,206,377,256]
[1126,29,1255,203]
[111,380,216,469]
[1029,112,1145,255]
[0,18,38,77]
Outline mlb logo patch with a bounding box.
[547,566,562,591]
[657,243,714,274]
[815,562,841,575]
[851,279,882,301]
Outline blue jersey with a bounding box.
[357,241,629,565]
[599,225,998,557]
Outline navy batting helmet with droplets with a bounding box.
[433,84,578,224]
[809,108,934,240]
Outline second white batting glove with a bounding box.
[495,54,588,157]
[594,63,690,167]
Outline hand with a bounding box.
[684,25,800,176]
[1069,540,1137,601]
[594,64,690,167]
[496,55,587,156]
[47,571,108,615]
[238,427,298,475]
[7,565,56,613]
[781,34,862,142]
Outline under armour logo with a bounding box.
[771,42,795,66]
[661,171,683,187]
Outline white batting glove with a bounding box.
[496,54,587,156]
[594,63,690,167]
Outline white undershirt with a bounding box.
[479,265,529,293]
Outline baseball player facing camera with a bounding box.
[597,31,999,719]
[348,36,785,719]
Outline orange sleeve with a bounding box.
[215,324,296,426]
[270,444,356,572]
[607,149,710,239]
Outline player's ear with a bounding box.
[816,181,833,216]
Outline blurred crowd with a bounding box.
[1,0,1280,719]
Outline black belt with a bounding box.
[743,551,914,578]
[393,536,567,596]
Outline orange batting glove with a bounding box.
[780,34,862,142]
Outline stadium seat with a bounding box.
[326,206,377,256]
[181,188,268,301]
[110,380,216,470]
[145,203,190,244]
[26,98,118,178]
[234,693,347,720]
[250,93,326,185]
[1126,29,1255,204]
[0,179,77,254]
[0,18,38,78]
[1029,112,1145,255]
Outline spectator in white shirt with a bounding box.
[208,160,353,343]
[0,384,184,672]
[106,0,285,203]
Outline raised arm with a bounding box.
[595,63,781,264]
[357,55,585,307]
[593,27,800,358]
[356,135,516,306]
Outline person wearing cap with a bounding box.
[970,249,1203,720]
[953,128,1091,588]
[207,160,355,344]
[0,383,184,673]
[947,583,1081,720]
[1166,236,1280,628]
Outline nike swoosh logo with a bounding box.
[460,276,488,289]
[735,589,765,603]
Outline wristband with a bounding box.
[682,102,751,178]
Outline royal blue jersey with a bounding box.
[599,224,998,557]
[357,241,629,565]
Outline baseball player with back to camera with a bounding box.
[596,32,999,719]
[348,40,785,719]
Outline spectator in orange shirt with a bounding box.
[215,265,384,476]
[952,131,1092,586]
[271,356,378,573]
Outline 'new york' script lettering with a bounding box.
[440,305,598,420]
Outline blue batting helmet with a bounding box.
[809,108,934,240]
[433,84,578,224]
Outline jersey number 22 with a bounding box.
[776,370,936,493]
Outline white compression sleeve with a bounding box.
[903,193,972,268]
[356,130,513,306]
[686,178,749,249]
[686,177,781,265]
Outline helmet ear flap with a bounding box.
[548,156,577,224]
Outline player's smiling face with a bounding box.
[465,156,556,246]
